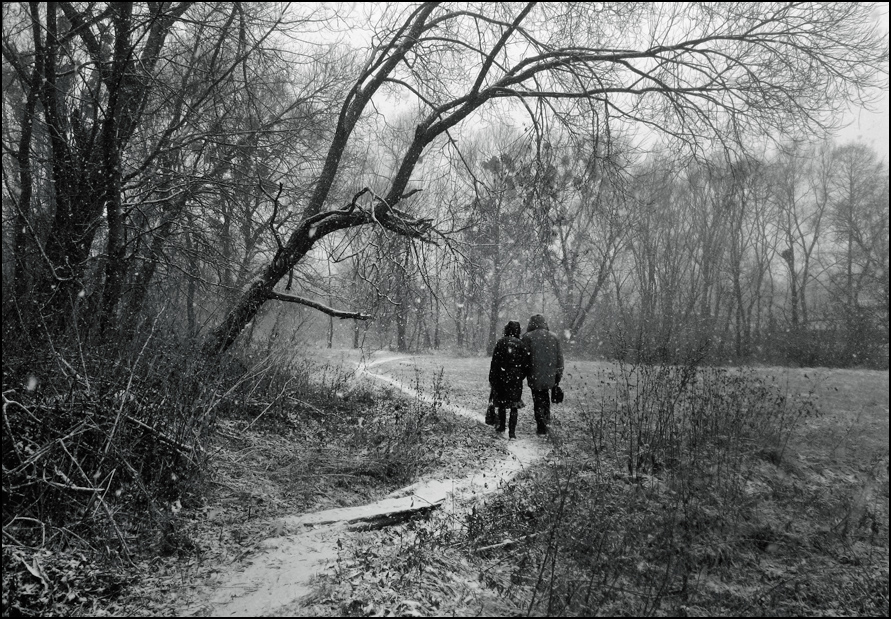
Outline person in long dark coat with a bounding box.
[522,314,564,435]
[488,320,531,438]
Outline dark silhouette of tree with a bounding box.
[204,2,888,354]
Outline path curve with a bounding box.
[181,354,547,617]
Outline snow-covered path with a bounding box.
[182,355,547,617]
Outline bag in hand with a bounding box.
[485,390,497,425]
[551,385,564,404]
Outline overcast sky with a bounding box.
[835,6,889,159]
[837,96,890,160]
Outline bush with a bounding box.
[1,329,271,614]
[3,341,244,558]
[466,360,819,616]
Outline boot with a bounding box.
[534,411,547,435]
[508,408,518,439]
[496,407,506,433]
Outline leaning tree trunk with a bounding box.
[204,252,295,355]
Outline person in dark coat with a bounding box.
[522,314,564,435]
[488,320,531,438]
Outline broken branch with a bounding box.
[265,290,372,320]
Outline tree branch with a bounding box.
[265,291,371,320]
[260,178,285,251]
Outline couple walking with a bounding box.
[488,314,564,439]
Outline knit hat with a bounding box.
[504,320,521,338]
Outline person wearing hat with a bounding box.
[522,314,564,435]
[488,320,531,439]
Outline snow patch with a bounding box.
[182,355,548,617]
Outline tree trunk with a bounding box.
[433,289,441,349]
[97,3,134,335]
[783,246,799,330]
[10,24,42,312]
[181,225,198,337]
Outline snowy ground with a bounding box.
[178,354,548,617]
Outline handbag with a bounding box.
[485,389,497,425]
[551,385,564,404]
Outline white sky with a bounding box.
[813,5,889,160]
[837,92,890,161]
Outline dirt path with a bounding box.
[179,355,548,617]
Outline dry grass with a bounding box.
[22,348,881,616]
[97,353,508,616]
[318,354,889,617]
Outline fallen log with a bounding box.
[347,500,443,531]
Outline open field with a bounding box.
[310,352,889,616]
[13,348,881,616]
[359,354,888,451]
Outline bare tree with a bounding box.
[1,2,342,344]
[772,141,832,330]
[5,4,885,355]
[205,2,886,354]
[531,131,633,349]
[827,142,889,359]
[829,143,888,312]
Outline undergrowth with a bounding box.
[1,336,466,616]
[469,363,888,616]
[1,327,270,615]
[144,363,503,616]
[208,364,460,516]
[317,359,888,617]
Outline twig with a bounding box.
[2,392,25,464]
[57,437,112,523]
[97,493,135,567]
[6,421,91,477]
[3,390,42,425]
[2,527,26,547]
[7,517,46,547]
[41,477,104,492]
[243,400,278,432]
[215,426,244,441]
[10,196,75,283]
[288,396,325,415]
[265,290,372,320]
[104,302,166,456]
[122,413,194,461]
[477,532,541,553]
[53,435,134,566]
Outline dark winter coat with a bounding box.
[522,314,564,391]
[489,335,531,408]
